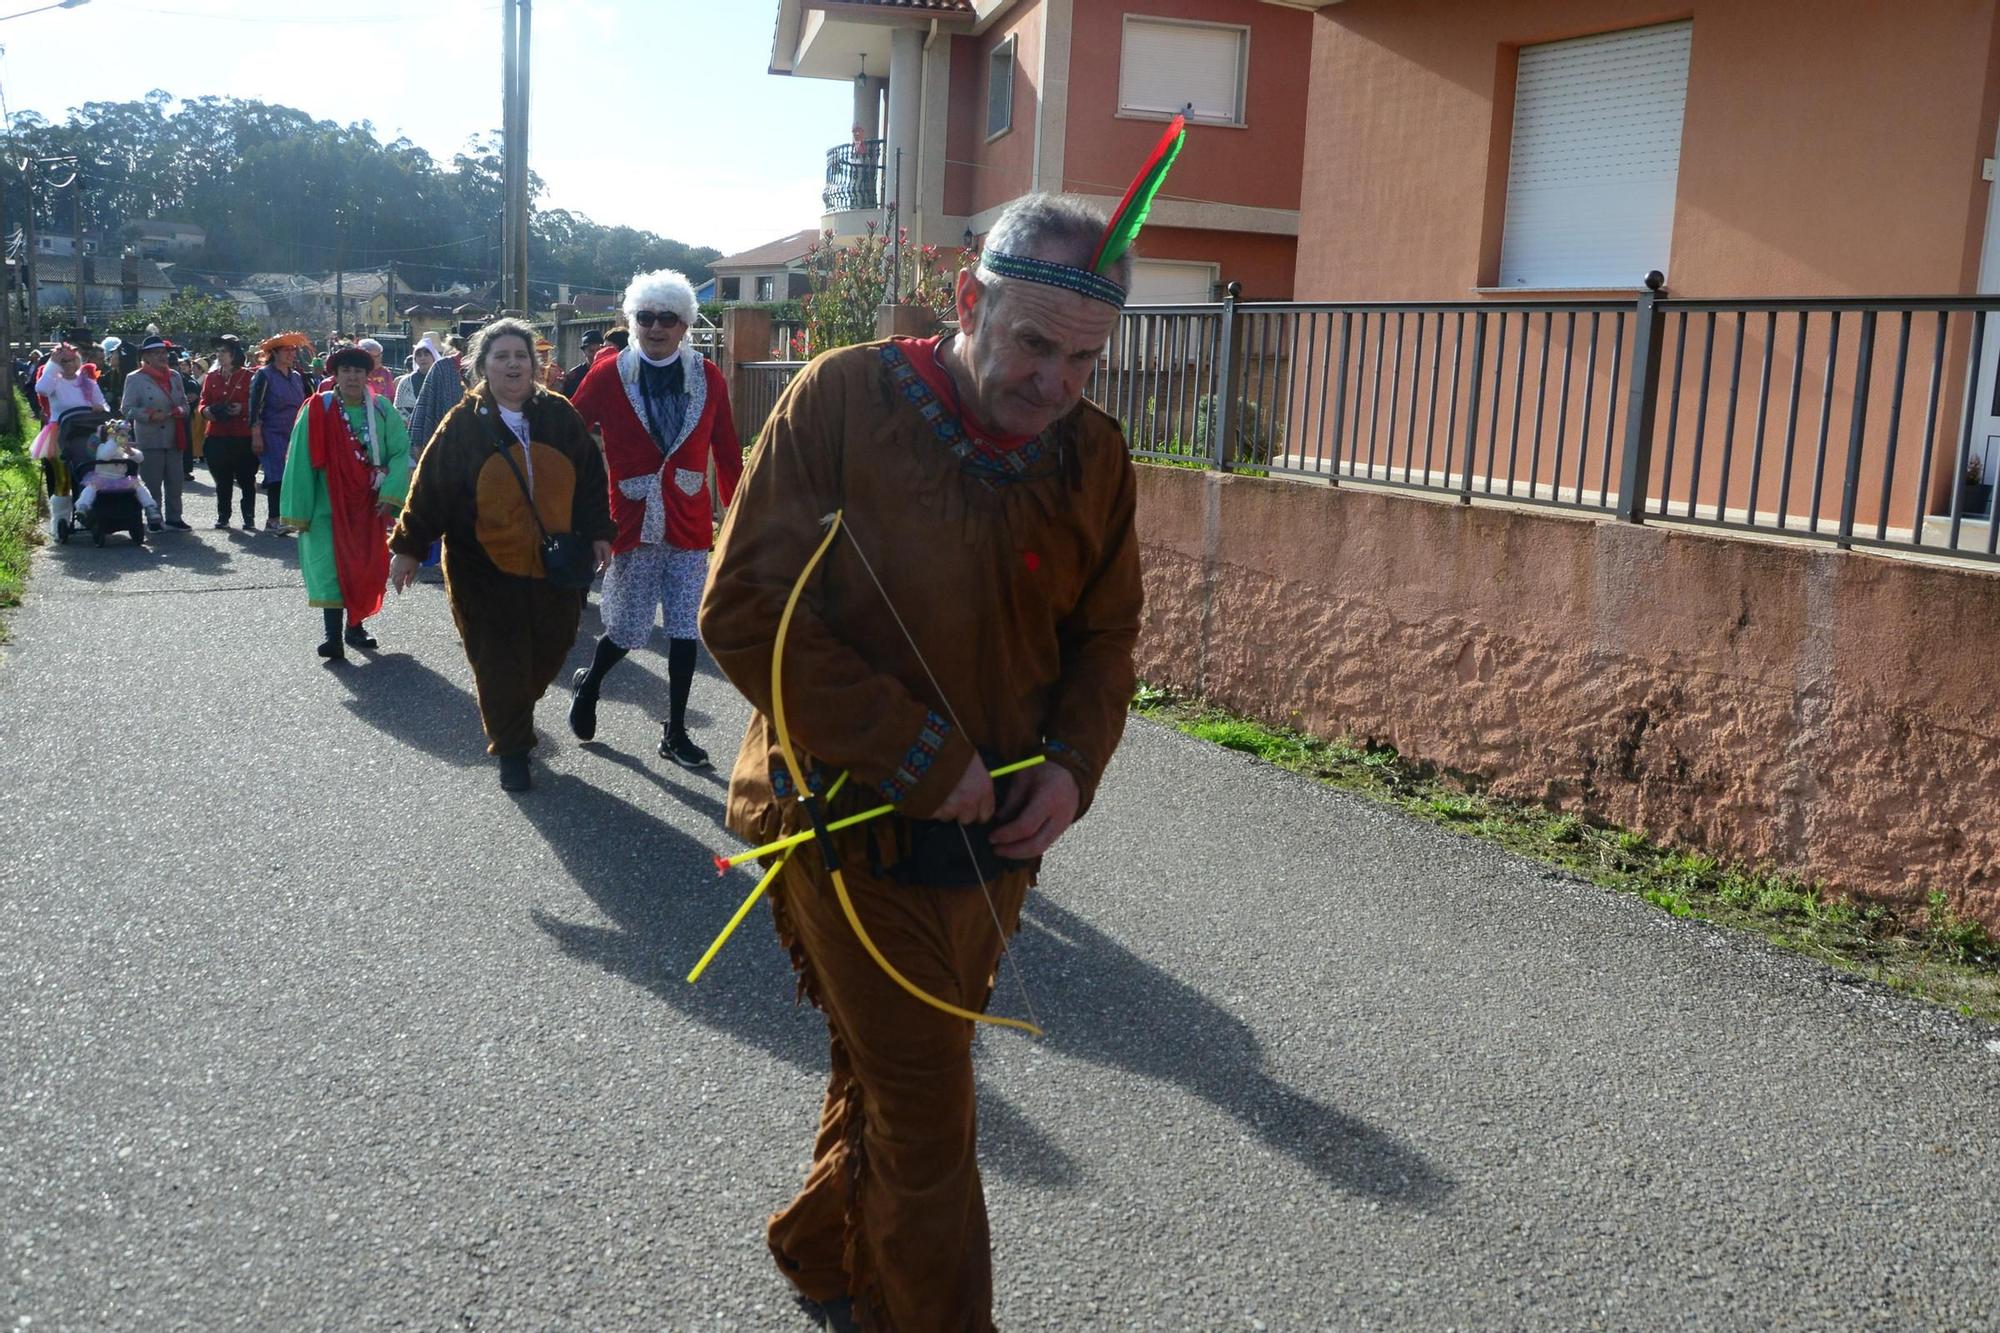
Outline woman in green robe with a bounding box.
[280,345,412,661]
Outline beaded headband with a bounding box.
[980,250,1129,309]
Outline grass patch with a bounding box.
[1134,684,2000,1025]
[0,392,44,640]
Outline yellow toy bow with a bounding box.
[691,508,1043,1038]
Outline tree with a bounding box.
[106,288,258,353]
[1,93,719,301]
[801,226,965,356]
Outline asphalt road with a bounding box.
[4,476,1998,1331]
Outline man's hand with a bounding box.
[931,754,995,824]
[592,539,613,573]
[989,762,1081,861]
[390,554,420,593]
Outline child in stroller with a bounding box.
[61,416,159,546]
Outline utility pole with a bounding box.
[385,259,396,335]
[69,172,83,328]
[334,208,345,339]
[0,166,12,434]
[20,157,36,344]
[500,0,531,312]
[0,159,12,361]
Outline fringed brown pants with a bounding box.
[767,853,1031,1332]
[442,550,584,756]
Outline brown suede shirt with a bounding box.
[699,339,1143,849]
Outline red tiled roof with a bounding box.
[711,229,821,271]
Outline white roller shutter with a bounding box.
[1128,260,1218,305]
[1497,21,1691,288]
[1120,18,1246,126]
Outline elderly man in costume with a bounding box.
[700,121,1182,1330]
[569,269,742,768]
[120,334,192,531]
[281,344,413,660]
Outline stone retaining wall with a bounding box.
[1133,466,2000,928]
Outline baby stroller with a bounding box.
[53,408,146,548]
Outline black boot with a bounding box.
[344,618,378,650]
[567,636,627,741]
[316,608,344,660]
[659,637,706,767]
[498,752,532,792]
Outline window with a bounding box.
[986,35,1015,139]
[1496,21,1692,289]
[1127,259,1219,305]
[757,275,776,303]
[720,276,741,301]
[1120,16,1247,127]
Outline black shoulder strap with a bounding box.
[491,432,552,544]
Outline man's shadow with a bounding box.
[518,766,1445,1203]
[1007,896,1450,1204]
[515,769,1083,1188]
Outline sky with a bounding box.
[0,0,852,259]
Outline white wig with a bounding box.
[622,268,698,329]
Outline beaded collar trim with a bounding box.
[980,250,1127,309]
[879,342,1050,483]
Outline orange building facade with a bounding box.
[774,0,1314,300]
[1281,0,2000,542]
[1299,0,2000,301]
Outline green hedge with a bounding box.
[1,391,45,635]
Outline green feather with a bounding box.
[1092,114,1187,275]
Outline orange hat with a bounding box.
[258,330,316,357]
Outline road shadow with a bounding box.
[41,522,299,587]
[517,769,1082,1189]
[517,764,1441,1201]
[570,743,731,823]
[1002,896,1452,1206]
[329,649,489,767]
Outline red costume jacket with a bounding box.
[570,346,742,554]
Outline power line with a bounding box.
[137,0,502,24]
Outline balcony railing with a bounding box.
[824,138,885,213]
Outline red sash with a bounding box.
[305,392,389,621]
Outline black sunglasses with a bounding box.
[633,310,684,329]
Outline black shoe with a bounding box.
[213,517,231,530]
[797,1296,860,1333]
[498,752,532,791]
[567,668,599,741]
[146,517,162,533]
[659,729,710,769]
[316,639,344,661]
[164,518,191,531]
[344,623,379,650]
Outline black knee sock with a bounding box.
[667,637,697,736]
[579,635,627,694]
[322,608,343,644]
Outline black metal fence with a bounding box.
[1089,280,2000,564]
[735,361,802,443]
[823,139,885,213]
